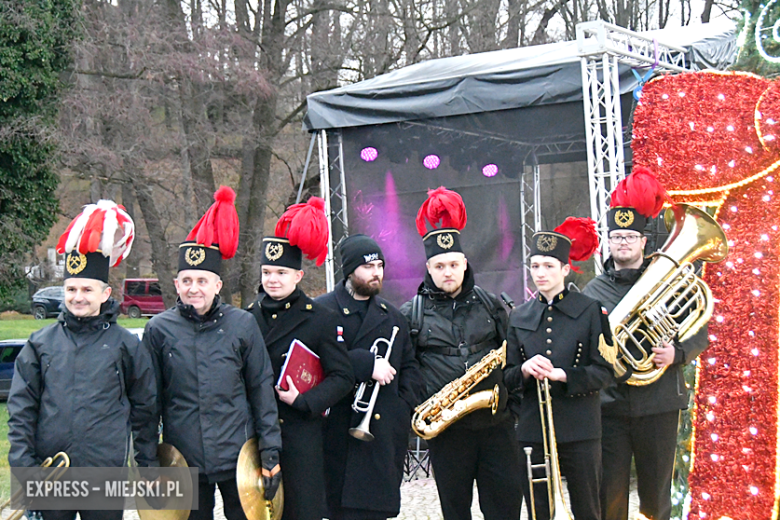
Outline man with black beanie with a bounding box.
[315,234,424,520]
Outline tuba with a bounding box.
[411,342,505,440]
[524,378,572,520]
[609,204,728,386]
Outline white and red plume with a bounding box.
[55,200,135,267]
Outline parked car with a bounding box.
[0,339,25,400]
[31,286,64,320]
[120,278,165,318]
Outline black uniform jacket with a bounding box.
[8,300,158,468]
[315,281,425,516]
[143,297,282,482]
[247,288,354,420]
[505,290,615,444]
[248,288,354,520]
[583,257,710,417]
[399,267,510,430]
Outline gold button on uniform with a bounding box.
[547,317,553,322]
[546,339,552,344]
[546,350,552,355]
[548,306,553,311]
[374,414,381,420]
[546,328,552,333]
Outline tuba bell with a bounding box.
[608,204,728,386]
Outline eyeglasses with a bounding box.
[608,234,642,244]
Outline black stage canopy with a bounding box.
[304,21,737,306]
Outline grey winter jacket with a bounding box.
[8,300,158,468]
[143,298,281,482]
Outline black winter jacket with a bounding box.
[143,298,282,482]
[399,267,510,430]
[8,300,158,468]
[583,257,710,417]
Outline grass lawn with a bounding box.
[0,317,150,341]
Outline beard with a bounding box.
[348,273,383,297]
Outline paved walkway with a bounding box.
[119,477,639,520]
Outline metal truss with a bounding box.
[577,20,689,271]
[520,163,542,301]
[319,130,350,291]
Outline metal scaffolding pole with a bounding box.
[319,130,350,291]
[577,20,689,272]
[519,162,542,301]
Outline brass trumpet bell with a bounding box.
[137,443,192,520]
[237,438,284,520]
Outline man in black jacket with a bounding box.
[505,225,614,520]
[246,197,354,520]
[8,201,158,520]
[143,187,282,520]
[315,234,424,520]
[400,187,521,520]
[583,205,709,520]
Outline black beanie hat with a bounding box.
[339,234,385,278]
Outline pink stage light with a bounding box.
[423,154,441,170]
[482,164,499,177]
[360,147,379,162]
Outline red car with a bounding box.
[120,278,165,318]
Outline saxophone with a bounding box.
[412,342,506,440]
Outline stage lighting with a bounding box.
[482,164,499,177]
[423,154,441,169]
[360,147,379,162]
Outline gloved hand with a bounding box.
[260,449,282,500]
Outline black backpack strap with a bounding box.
[473,285,505,343]
[409,294,425,339]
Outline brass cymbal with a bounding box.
[137,443,192,520]
[237,438,284,520]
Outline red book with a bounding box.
[277,339,323,393]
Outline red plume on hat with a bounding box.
[415,186,468,237]
[609,166,669,218]
[554,217,599,272]
[56,200,135,267]
[275,196,329,266]
[186,186,239,259]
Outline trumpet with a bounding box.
[2,452,70,520]
[524,378,572,520]
[349,326,399,442]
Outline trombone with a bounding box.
[524,378,572,520]
[2,452,70,520]
[349,326,399,442]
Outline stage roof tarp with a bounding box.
[303,20,737,132]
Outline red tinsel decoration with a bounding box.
[633,71,780,520]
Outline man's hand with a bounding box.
[521,355,555,381]
[372,357,396,385]
[260,450,282,500]
[275,376,300,405]
[652,342,676,368]
[546,367,567,383]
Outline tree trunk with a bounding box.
[133,179,178,308]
